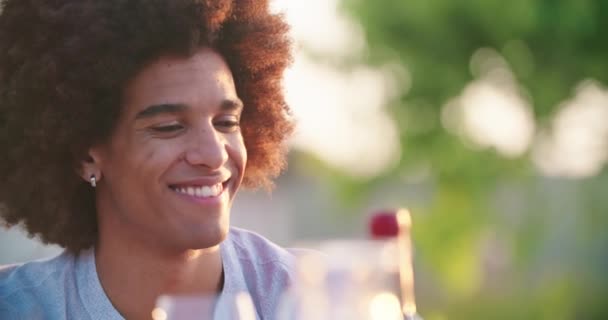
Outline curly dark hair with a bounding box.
[0,0,293,251]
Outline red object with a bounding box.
[369,210,400,238]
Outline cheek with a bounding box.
[107,139,182,180]
[227,136,247,177]
[140,142,185,171]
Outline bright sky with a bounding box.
[442,46,608,178]
[271,0,401,178]
[532,80,608,178]
[272,1,608,179]
[442,48,536,158]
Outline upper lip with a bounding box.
[168,176,230,188]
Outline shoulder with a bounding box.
[0,251,75,318]
[223,227,296,316]
[0,250,73,297]
[226,227,295,272]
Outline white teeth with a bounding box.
[201,186,212,197]
[174,183,223,198]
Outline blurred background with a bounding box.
[2,0,608,319]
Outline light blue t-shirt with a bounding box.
[0,227,295,319]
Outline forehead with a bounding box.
[122,48,237,115]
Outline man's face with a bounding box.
[92,48,246,251]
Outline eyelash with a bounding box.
[215,120,240,129]
[150,119,240,134]
[152,124,184,133]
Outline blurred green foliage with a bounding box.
[310,0,608,318]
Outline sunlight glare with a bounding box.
[443,48,535,158]
[151,308,167,320]
[532,80,608,178]
[271,0,401,178]
[369,292,403,320]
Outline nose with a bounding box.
[184,124,228,170]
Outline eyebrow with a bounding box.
[220,98,244,112]
[134,99,244,120]
[135,103,187,120]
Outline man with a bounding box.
[0,1,294,319]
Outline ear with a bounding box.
[78,147,104,185]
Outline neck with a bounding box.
[95,227,224,320]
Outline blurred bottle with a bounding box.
[277,239,403,320]
[369,208,422,320]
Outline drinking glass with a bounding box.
[277,239,404,320]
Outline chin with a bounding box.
[182,223,230,250]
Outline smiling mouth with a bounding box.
[169,180,229,198]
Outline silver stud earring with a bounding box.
[90,175,97,188]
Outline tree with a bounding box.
[330,0,608,318]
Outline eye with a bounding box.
[151,123,185,133]
[214,116,240,133]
